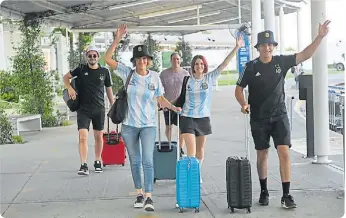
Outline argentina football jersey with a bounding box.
[181,68,220,118]
[115,63,164,127]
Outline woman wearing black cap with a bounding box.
[104,24,181,212]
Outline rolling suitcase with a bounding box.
[175,115,201,213]
[153,109,180,183]
[101,116,126,167]
[226,113,252,213]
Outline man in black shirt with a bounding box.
[235,20,331,209]
[63,46,114,175]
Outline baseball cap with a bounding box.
[85,45,100,57]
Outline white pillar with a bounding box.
[251,0,261,58]
[279,6,285,54]
[50,46,57,71]
[311,0,331,164]
[297,10,305,52]
[275,16,280,47]
[263,0,275,32]
[56,34,68,76]
[0,23,6,70]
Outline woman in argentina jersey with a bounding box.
[104,24,182,212]
[180,35,244,183]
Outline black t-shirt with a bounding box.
[236,55,297,121]
[71,64,112,111]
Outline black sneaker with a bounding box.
[78,163,89,175]
[94,160,103,173]
[134,194,144,208]
[259,190,269,205]
[281,194,297,209]
[144,197,155,211]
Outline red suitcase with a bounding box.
[101,117,126,167]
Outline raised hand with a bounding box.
[318,20,331,38]
[115,24,127,41]
[236,35,245,48]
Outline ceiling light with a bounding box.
[109,0,159,10]
[167,11,221,24]
[139,5,201,19]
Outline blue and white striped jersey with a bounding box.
[181,68,220,118]
[115,63,164,128]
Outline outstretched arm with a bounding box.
[104,24,127,70]
[216,35,244,72]
[296,20,330,65]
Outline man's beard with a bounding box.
[88,60,97,65]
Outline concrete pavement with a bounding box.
[1,86,344,218]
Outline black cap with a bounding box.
[254,30,278,49]
[130,45,153,62]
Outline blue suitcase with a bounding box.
[176,156,201,213]
[153,109,180,183]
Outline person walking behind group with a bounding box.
[159,52,189,156]
[104,24,181,212]
[63,46,114,175]
[235,21,331,209]
[179,36,244,183]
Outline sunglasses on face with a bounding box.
[88,54,97,59]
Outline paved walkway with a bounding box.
[1,86,344,218]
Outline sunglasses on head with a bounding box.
[88,54,97,59]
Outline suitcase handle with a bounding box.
[156,144,174,152]
[244,89,250,160]
[107,113,120,143]
[157,108,180,152]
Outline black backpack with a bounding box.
[62,64,85,112]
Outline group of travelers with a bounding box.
[64,20,331,212]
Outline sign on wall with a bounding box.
[236,31,251,76]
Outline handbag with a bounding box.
[108,69,134,124]
[174,76,190,108]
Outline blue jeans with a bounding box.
[122,124,156,193]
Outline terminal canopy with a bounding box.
[1,0,306,35]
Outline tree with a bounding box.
[142,34,161,72]
[11,18,62,127]
[175,39,193,67]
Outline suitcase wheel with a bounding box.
[122,164,125,166]
[153,178,157,184]
[179,208,184,213]
[247,207,251,213]
[230,208,234,213]
[195,208,200,213]
[103,164,106,167]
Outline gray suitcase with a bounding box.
[153,109,180,183]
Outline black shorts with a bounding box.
[164,110,178,126]
[250,115,291,150]
[179,116,212,136]
[77,108,105,131]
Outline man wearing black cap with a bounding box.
[235,20,331,209]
